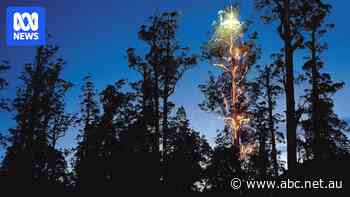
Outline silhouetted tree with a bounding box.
[92,80,136,190]
[164,106,211,191]
[126,51,163,190]
[248,63,284,177]
[204,128,241,192]
[255,0,305,172]
[127,11,197,185]
[1,45,73,192]
[156,12,197,163]
[300,0,350,161]
[74,76,141,191]
[74,74,100,190]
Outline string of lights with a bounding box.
[209,5,254,160]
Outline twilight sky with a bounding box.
[0,0,349,158]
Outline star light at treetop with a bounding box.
[213,6,243,42]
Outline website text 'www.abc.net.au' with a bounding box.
[230,178,344,190]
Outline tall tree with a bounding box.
[156,12,197,157]
[1,45,73,191]
[300,0,350,160]
[127,11,197,184]
[255,0,305,172]
[248,63,284,177]
[127,48,158,153]
[127,50,161,190]
[93,80,136,189]
[74,74,100,190]
[200,14,260,159]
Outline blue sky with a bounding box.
[0,0,349,159]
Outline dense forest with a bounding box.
[0,0,349,195]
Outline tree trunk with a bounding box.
[258,127,267,176]
[153,69,161,184]
[162,89,169,157]
[266,69,279,177]
[231,64,240,158]
[283,0,297,173]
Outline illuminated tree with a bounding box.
[201,5,260,159]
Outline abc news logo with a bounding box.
[13,12,39,40]
[6,7,46,46]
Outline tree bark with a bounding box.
[283,0,297,173]
[258,127,267,176]
[266,69,279,177]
